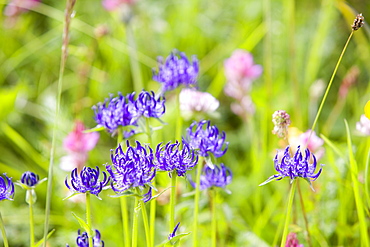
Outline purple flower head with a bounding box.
[0,174,15,201]
[168,222,180,240]
[155,141,198,177]
[152,50,199,93]
[66,229,104,247]
[183,120,228,158]
[285,232,303,247]
[92,92,137,134]
[65,166,109,197]
[191,164,232,190]
[134,91,165,119]
[260,146,324,189]
[106,141,156,193]
[20,171,39,188]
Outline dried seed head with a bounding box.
[352,13,364,31]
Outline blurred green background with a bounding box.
[0,0,370,246]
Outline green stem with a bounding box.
[86,193,93,247]
[131,196,139,247]
[0,210,9,247]
[297,181,312,247]
[29,190,35,247]
[210,189,217,247]
[169,172,177,231]
[138,189,151,247]
[192,156,204,247]
[280,180,297,247]
[43,1,76,246]
[120,197,130,247]
[305,31,353,147]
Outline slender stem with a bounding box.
[280,180,297,247]
[131,196,139,247]
[0,210,9,247]
[210,189,217,247]
[43,1,76,246]
[297,180,312,247]
[192,156,204,247]
[29,190,35,247]
[305,31,354,147]
[175,90,183,142]
[120,197,130,247]
[169,172,177,231]
[138,190,151,247]
[86,193,93,247]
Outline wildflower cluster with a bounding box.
[92,91,165,136]
[153,50,199,93]
[66,229,104,247]
[191,163,232,190]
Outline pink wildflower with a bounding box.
[102,0,136,11]
[288,128,325,161]
[4,0,40,17]
[285,232,303,247]
[356,114,370,136]
[230,96,255,117]
[179,88,219,120]
[272,110,291,139]
[60,121,100,171]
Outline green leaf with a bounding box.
[33,229,55,247]
[156,232,191,247]
[72,212,91,234]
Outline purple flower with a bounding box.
[92,92,137,134]
[168,222,180,240]
[20,171,39,188]
[66,229,104,247]
[260,146,323,188]
[0,174,15,201]
[134,91,165,119]
[155,141,198,177]
[191,164,232,190]
[106,141,156,193]
[65,166,109,197]
[183,120,228,158]
[152,50,199,93]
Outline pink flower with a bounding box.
[224,50,262,100]
[356,114,370,136]
[60,121,100,171]
[285,233,303,247]
[272,110,291,139]
[4,0,40,17]
[102,0,136,11]
[179,88,219,120]
[230,96,255,117]
[288,128,325,161]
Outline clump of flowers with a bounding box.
[191,163,232,191]
[65,166,109,198]
[285,232,303,247]
[224,49,262,118]
[66,229,104,247]
[152,50,199,94]
[106,141,156,195]
[0,174,15,201]
[134,90,165,120]
[61,121,100,171]
[183,120,228,158]
[155,141,198,177]
[179,88,219,120]
[356,114,370,136]
[272,110,291,139]
[260,146,323,189]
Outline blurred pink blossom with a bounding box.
[102,0,136,11]
[230,96,255,117]
[285,233,303,247]
[4,0,40,17]
[60,121,100,171]
[224,49,262,100]
[272,110,291,139]
[179,88,219,120]
[356,114,370,136]
[288,128,325,161]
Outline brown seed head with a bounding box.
[352,13,364,31]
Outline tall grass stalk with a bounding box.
[42,1,76,246]
[280,179,297,247]
[169,172,177,231]
[85,192,93,247]
[297,180,312,247]
[0,210,9,247]
[192,156,204,247]
[210,189,217,247]
[131,196,139,247]
[139,195,151,247]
